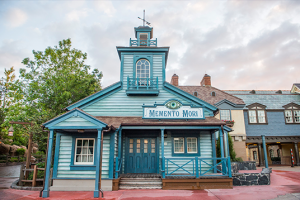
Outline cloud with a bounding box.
[4,8,28,28]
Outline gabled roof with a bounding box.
[43,108,108,129]
[178,86,245,105]
[164,82,218,114]
[66,81,122,110]
[291,83,300,94]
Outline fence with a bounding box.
[163,157,232,178]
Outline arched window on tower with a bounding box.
[136,59,150,78]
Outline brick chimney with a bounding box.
[170,74,179,86]
[201,74,211,87]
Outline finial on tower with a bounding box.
[138,10,151,26]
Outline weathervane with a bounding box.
[138,10,151,26]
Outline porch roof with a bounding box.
[95,116,226,127]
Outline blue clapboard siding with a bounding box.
[153,55,163,89]
[244,111,300,136]
[57,135,110,179]
[159,131,212,175]
[122,55,133,89]
[56,116,96,127]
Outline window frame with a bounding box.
[172,135,200,157]
[220,109,231,121]
[283,103,300,124]
[133,55,153,79]
[136,59,150,79]
[74,138,95,165]
[246,103,268,125]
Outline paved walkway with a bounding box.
[0,166,299,199]
[0,165,21,189]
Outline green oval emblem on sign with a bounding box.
[165,100,182,109]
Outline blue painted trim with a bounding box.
[164,82,218,112]
[122,126,222,130]
[94,129,102,198]
[134,27,153,38]
[109,131,115,179]
[262,135,268,168]
[49,126,103,130]
[161,129,165,178]
[52,178,113,180]
[117,128,122,159]
[42,130,54,198]
[81,87,123,110]
[211,131,217,173]
[66,81,122,110]
[70,165,96,171]
[171,135,200,157]
[44,108,107,128]
[53,132,61,179]
[120,54,124,84]
[156,136,159,173]
[162,52,166,79]
[223,125,232,132]
[126,89,159,96]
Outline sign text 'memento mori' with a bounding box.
[143,106,204,119]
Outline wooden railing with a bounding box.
[163,157,232,178]
[19,164,50,187]
[127,77,159,90]
[130,38,157,47]
[115,157,122,179]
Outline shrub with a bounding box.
[9,157,18,162]
[233,157,243,162]
[16,148,26,156]
[27,162,45,180]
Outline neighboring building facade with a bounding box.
[226,85,300,167]
[41,26,233,198]
[170,74,247,161]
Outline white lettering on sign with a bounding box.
[143,106,204,119]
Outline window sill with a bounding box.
[70,165,96,171]
[248,123,268,125]
[171,153,200,157]
[285,122,300,125]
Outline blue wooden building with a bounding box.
[226,86,300,167]
[42,26,233,198]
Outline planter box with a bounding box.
[112,178,120,191]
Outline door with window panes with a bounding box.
[126,138,156,173]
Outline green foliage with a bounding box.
[9,157,18,162]
[27,162,45,180]
[16,148,25,156]
[216,132,243,162]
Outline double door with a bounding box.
[126,138,157,173]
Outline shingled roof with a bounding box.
[177,86,245,105]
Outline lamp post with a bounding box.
[9,121,33,179]
[8,126,14,136]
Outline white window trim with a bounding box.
[74,138,95,165]
[187,137,197,153]
[136,59,150,79]
[220,110,231,121]
[174,137,184,153]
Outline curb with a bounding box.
[11,179,43,191]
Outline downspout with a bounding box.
[99,126,112,197]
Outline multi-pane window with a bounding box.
[174,138,184,153]
[136,59,150,78]
[151,139,155,153]
[174,137,198,154]
[187,138,197,153]
[75,139,94,165]
[220,110,230,121]
[284,106,300,123]
[247,104,267,124]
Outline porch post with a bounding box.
[42,129,54,198]
[262,135,268,168]
[226,132,230,159]
[219,128,224,158]
[294,142,300,166]
[118,128,122,159]
[94,129,102,198]
[258,143,264,167]
[211,131,217,173]
[161,129,165,178]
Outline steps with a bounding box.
[119,177,162,190]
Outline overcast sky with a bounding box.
[1,0,300,90]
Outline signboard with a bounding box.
[143,99,204,119]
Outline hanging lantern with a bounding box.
[8,126,14,136]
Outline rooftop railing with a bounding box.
[130,38,157,47]
[127,77,159,90]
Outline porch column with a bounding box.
[118,128,122,159]
[42,129,54,198]
[294,142,300,166]
[258,143,264,167]
[94,128,102,198]
[262,135,268,168]
[161,129,165,178]
[219,128,224,158]
[211,131,217,173]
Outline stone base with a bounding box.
[50,179,112,191]
[233,173,270,186]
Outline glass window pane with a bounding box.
[257,110,266,123]
[130,139,133,143]
[187,137,197,153]
[82,147,87,154]
[76,155,81,162]
[77,140,82,146]
[249,110,257,123]
[285,110,293,123]
[76,147,81,154]
[82,155,87,162]
[89,140,94,146]
[144,143,148,153]
[89,147,93,154]
[129,149,133,153]
[174,138,184,153]
[83,140,88,146]
[88,155,93,162]
[220,110,230,120]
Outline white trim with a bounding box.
[74,138,95,165]
[174,137,184,153]
[187,137,197,153]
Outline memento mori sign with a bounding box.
[143,99,204,119]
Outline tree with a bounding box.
[216,132,242,162]
[17,38,103,151]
